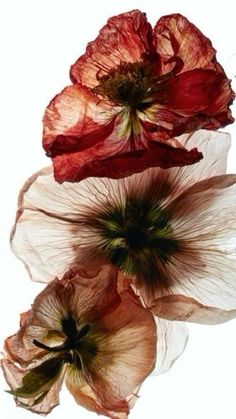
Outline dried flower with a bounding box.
[43,11,234,182]
[11,130,236,323]
[1,266,156,418]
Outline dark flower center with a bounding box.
[33,315,97,368]
[95,62,155,110]
[87,195,179,282]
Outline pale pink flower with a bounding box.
[11,130,236,324]
[1,266,156,418]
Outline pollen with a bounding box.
[95,62,155,109]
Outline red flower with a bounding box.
[43,10,234,183]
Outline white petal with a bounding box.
[176,129,231,184]
[152,317,188,375]
[10,168,123,282]
[165,175,236,310]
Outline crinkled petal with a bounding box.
[155,70,234,133]
[51,138,202,183]
[70,10,154,88]
[152,317,188,375]
[154,13,226,74]
[65,287,156,417]
[3,310,47,367]
[43,84,117,157]
[1,359,64,414]
[32,266,120,328]
[151,294,236,325]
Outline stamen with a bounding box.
[33,339,67,353]
[95,62,156,109]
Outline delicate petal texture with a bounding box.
[52,138,202,183]
[152,318,188,375]
[11,131,234,290]
[162,175,236,310]
[156,69,234,134]
[3,310,47,367]
[11,167,132,282]
[66,288,156,417]
[70,10,154,87]
[43,10,234,182]
[154,13,227,73]
[32,265,121,328]
[43,84,117,157]
[2,269,156,417]
[151,295,236,325]
[1,359,64,414]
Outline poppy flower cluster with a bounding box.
[1,9,236,419]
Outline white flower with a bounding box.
[11,130,236,324]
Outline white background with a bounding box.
[0,1,236,418]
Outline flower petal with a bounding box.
[163,175,236,310]
[156,69,234,133]
[151,294,236,325]
[152,317,188,375]
[43,84,116,157]
[4,310,47,367]
[65,287,156,416]
[51,138,202,183]
[154,13,226,73]
[70,10,154,88]
[167,130,231,196]
[32,266,120,328]
[1,358,64,414]
[11,168,123,282]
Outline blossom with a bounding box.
[1,266,157,418]
[43,10,234,183]
[11,130,236,323]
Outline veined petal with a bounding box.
[32,266,120,328]
[70,10,154,88]
[151,295,236,325]
[4,310,47,367]
[163,175,236,310]
[11,168,122,282]
[65,287,156,416]
[51,138,202,183]
[1,358,65,414]
[152,317,188,375]
[165,130,231,198]
[66,373,129,418]
[43,84,117,157]
[155,69,234,132]
[154,13,226,74]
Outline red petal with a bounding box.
[159,69,234,113]
[154,69,234,135]
[70,10,154,88]
[43,84,116,157]
[154,13,225,74]
[52,140,202,183]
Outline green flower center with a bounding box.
[95,62,155,110]
[88,195,179,282]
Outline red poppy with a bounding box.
[43,10,234,182]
